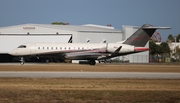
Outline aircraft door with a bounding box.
[30,44,36,55]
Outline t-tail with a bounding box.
[123,24,171,47]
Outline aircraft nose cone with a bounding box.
[9,49,17,56]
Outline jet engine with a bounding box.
[106,43,134,53]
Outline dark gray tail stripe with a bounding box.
[123,24,156,47]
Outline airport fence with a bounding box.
[149,55,180,63]
[113,55,180,63]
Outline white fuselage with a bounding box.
[9,43,138,57]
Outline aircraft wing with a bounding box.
[35,47,143,60]
[35,48,107,60]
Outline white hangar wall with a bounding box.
[0,24,75,34]
[0,24,122,54]
[122,25,149,63]
[75,32,122,43]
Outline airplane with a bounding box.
[8,24,170,65]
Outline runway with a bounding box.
[0,72,180,79]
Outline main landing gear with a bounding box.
[20,57,25,65]
[89,60,96,65]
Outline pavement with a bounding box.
[0,72,180,79]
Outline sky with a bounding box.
[0,0,180,41]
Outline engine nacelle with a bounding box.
[107,43,134,53]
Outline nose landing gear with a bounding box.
[20,57,24,65]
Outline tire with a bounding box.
[89,60,96,65]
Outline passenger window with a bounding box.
[38,47,40,49]
[60,47,62,50]
[43,47,44,49]
[47,47,49,49]
[56,47,58,50]
[64,47,66,50]
[69,47,70,50]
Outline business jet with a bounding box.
[8,24,170,65]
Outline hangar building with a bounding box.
[0,24,149,63]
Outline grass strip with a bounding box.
[0,78,179,103]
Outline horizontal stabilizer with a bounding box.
[142,26,171,30]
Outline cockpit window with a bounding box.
[18,45,26,48]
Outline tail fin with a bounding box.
[123,24,170,47]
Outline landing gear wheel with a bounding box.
[20,57,25,65]
[89,60,96,65]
